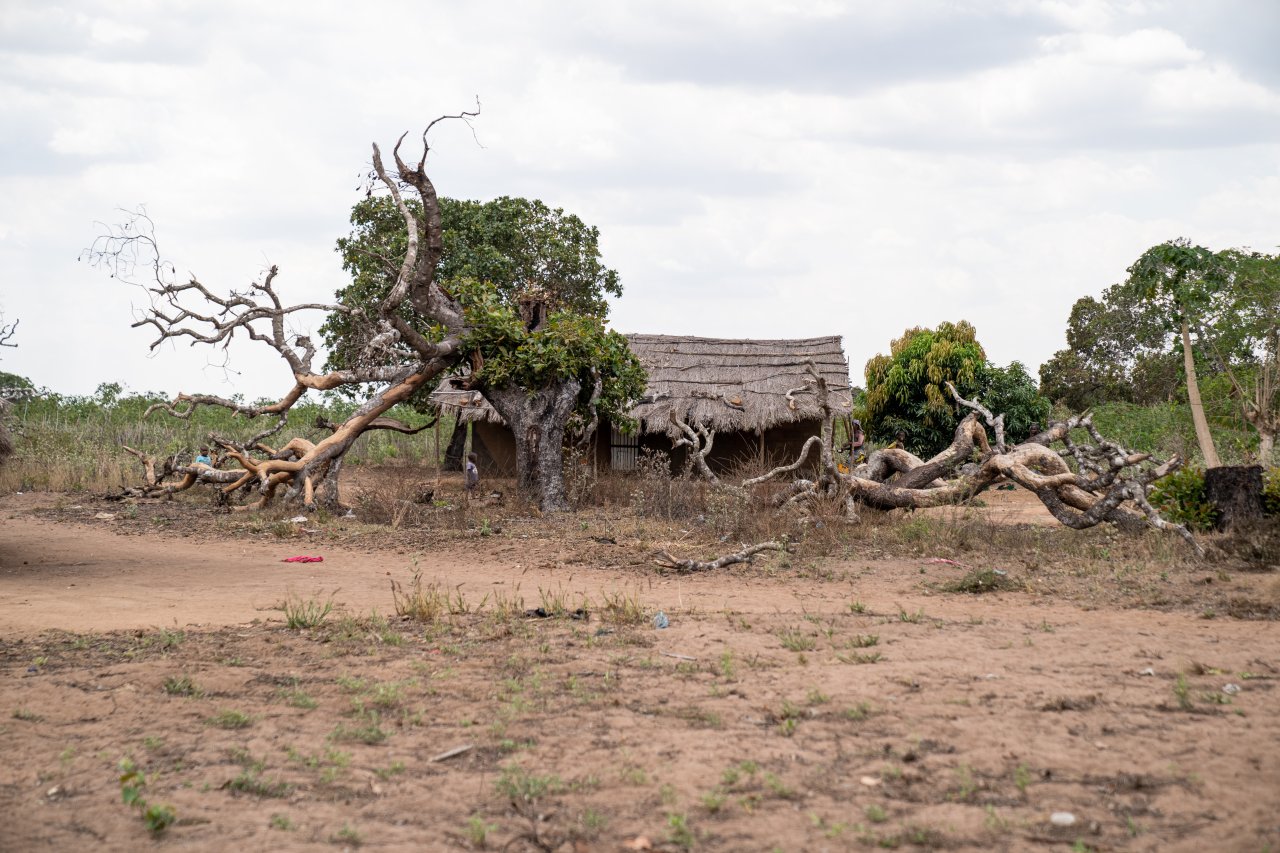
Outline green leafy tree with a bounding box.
[863,321,988,457]
[1042,242,1278,465]
[1124,239,1226,467]
[984,361,1052,442]
[0,370,35,402]
[322,195,643,510]
[321,196,621,375]
[864,323,1051,456]
[1197,248,1280,464]
[1038,286,1181,410]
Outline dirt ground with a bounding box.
[1,484,1278,852]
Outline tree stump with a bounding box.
[1204,465,1265,531]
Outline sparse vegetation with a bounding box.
[162,674,200,696]
[2,425,1276,852]
[281,595,335,630]
[118,758,176,834]
[207,709,253,729]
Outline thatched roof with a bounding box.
[628,334,851,434]
[429,334,853,434]
[429,384,506,425]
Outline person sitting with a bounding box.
[194,446,213,466]
[886,430,908,450]
[849,419,867,463]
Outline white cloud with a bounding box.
[88,17,147,46]
[1040,27,1201,66]
[0,0,1276,404]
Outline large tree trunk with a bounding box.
[486,379,581,512]
[443,421,468,469]
[1204,465,1265,531]
[1182,319,1221,468]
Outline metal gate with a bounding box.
[610,425,638,471]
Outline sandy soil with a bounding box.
[1,488,1278,852]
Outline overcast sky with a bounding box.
[2,0,1278,401]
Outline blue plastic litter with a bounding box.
[653,611,669,629]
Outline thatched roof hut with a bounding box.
[625,334,852,435]
[430,333,852,433]
[430,334,852,476]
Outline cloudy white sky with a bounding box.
[2,0,1278,401]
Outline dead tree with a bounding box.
[734,366,1203,556]
[670,412,718,483]
[0,315,16,353]
[653,540,787,573]
[86,112,481,510]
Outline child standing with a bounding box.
[464,452,480,497]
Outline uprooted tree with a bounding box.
[86,112,641,512]
[659,363,1202,572]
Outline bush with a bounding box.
[1149,467,1218,531]
[1264,468,1280,516]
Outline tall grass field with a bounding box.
[0,388,453,494]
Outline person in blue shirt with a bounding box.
[194,447,212,466]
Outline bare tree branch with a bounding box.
[653,540,788,573]
[92,111,485,510]
[730,366,1199,551]
[0,316,17,351]
[946,381,1006,451]
[670,412,718,483]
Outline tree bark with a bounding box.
[485,379,581,512]
[1204,465,1265,531]
[443,421,468,469]
[1182,319,1221,468]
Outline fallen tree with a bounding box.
[92,110,643,513]
[88,115,481,510]
[657,364,1203,567]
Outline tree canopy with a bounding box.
[448,276,645,431]
[864,321,985,455]
[863,321,1049,457]
[1041,239,1279,464]
[1038,284,1181,411]
[320,195,622,374]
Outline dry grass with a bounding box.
[351,465,442,529]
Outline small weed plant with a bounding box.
[118,758,176,834]
[496,763,563,803]
[207,709,253,729]
[162,675,200,697]
[281,594,335,629]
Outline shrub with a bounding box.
[1264,467,1280,516]
[1149,467,1218,531]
